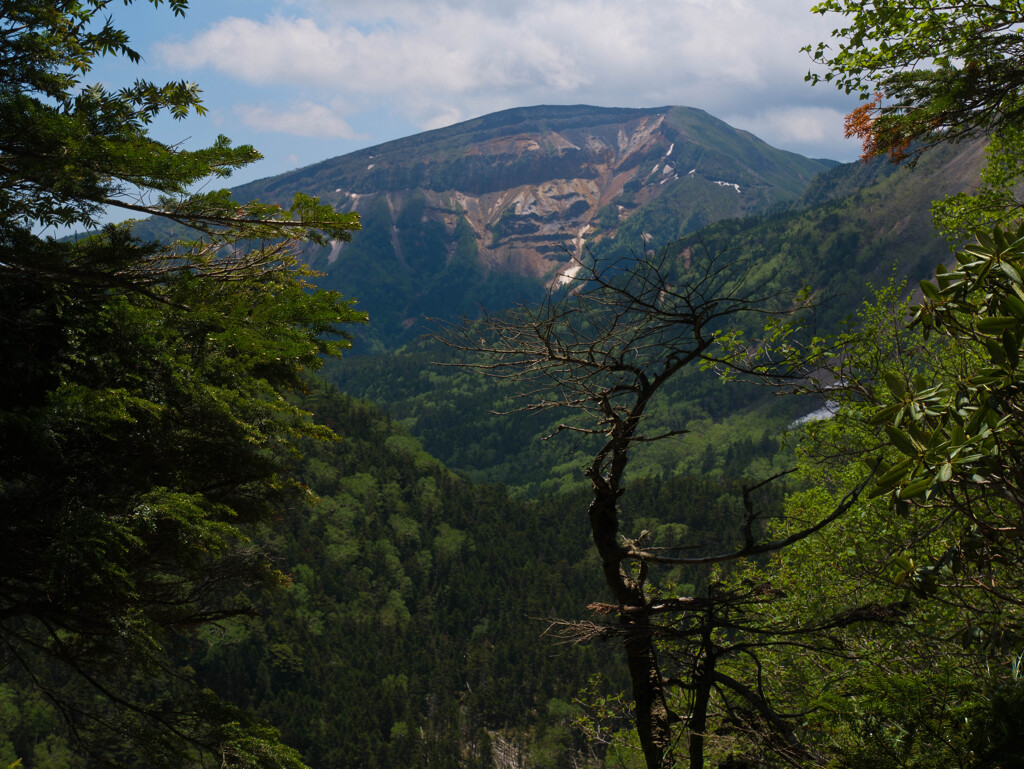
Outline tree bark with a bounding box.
[688,620,715,769]
[588,460,674,769]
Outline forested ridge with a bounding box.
[1,382,776,767]
[7,2,1024,769]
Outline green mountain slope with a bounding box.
[666,139,989,327]
[0,380,776,767]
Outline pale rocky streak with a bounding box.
[616,114,666,158]
[326,239,346,264]
[553,262,583,288]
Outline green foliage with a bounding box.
[715,268,1024,766]
[965,679,1024,769]
[326,138,986,496]
[185,386,618,769]
[820,226,1024,671]
[0,1,364,765]
[324,334,801,497]
[806,0,1024,161]
[707,396,963,764]
[167,382,780,769]
[0,1,358,242]
[0,684,82,769]
[1,231,364,767]
[710,6,1024,759]
[933,126,1024,244]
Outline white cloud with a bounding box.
[156,0,859,156]
[727,106,859,159]
[235,101,362,138]
[420,106,466,132]
[759,106,846,144]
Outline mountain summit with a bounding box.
[233,105,836,349]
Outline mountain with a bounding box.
[231,105,837,350]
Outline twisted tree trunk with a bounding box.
[587,431,674,769]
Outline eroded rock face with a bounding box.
[449,116,669,278]
[327,108,822,282]
[329,112,679,282]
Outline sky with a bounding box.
[95,0,863,192]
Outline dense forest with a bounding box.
[5,2,1024,769]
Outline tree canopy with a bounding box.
[680,2,1024,765]
[0,2,364,766]
[807,0,1024,163]
[437,3,1024,766]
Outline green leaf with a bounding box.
[920,280,941,300]
[1003,292,1024,319]
[884,372,907,399]
[875,458,914,488]
[891,555,915,586]
[985,338,1008,365]
[898,476,933,499]
[977,316,1020,334]
[950,423,966,447]
[999,260,1024,284]
[1003,329,1020,369]
[977,230,999,253]
[885,425,920,456]
[869,402,903,425]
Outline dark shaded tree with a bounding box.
[1,2,363,765]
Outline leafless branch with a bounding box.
[626,463,878,567]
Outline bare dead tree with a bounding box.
[439,245,883,769]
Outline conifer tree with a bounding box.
[0,2,363,765]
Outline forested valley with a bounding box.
[5,2,1024,769]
